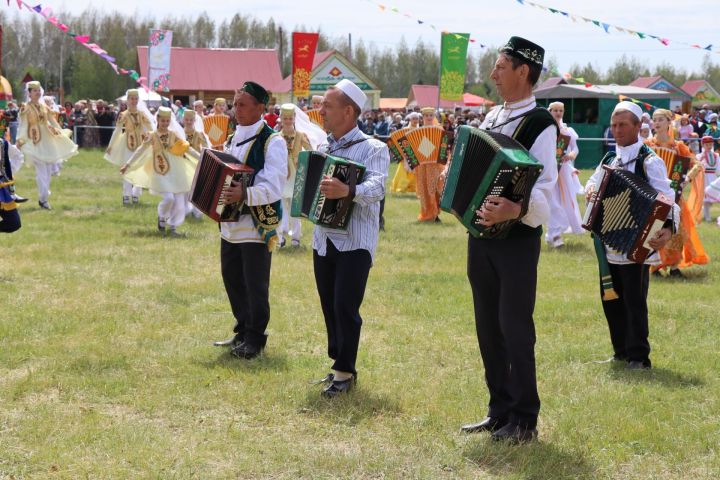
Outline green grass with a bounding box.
[1,150,719,479]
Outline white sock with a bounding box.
[332,370,352,381]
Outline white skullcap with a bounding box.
[612,101,643,121]
[640,123,651,130]
[334,79,367,110]
[709,113,719,122]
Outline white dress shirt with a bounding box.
[220,118,288,243]
[312,126,390,260]
[585,139,679,265]
[480,95,558,228]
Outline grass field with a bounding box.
[1,149,719,479]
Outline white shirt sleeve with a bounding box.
[567,127,579,158]
[521,124,558,228]
[354,142,389,206]
[8,143,24,173]
[584,161,608,193]
[245,134,288,207]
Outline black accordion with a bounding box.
[440,126,544,239]
[190,149,255,222]
[291,151,365,230]
[582,165,673,263]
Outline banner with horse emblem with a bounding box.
[292,32,320,99]
[439,32,470,102]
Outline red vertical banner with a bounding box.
[292,32,319,99]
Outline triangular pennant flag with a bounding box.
[644,103,652,110]
[32,4,41,12]
[575,77,585,83]
[75,35,90,44]
[585,83,593,88]
[636,32,646,39]
[549,7,559,13]
[660,38,670,46]
[601,23,610,33]
[391,7,398,12]
[592,20,601,27]
[704,45,713,51]
[417,20,423,24]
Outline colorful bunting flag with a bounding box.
[362,0,486,48]
[514,0,720,55]
[9,0,149,89]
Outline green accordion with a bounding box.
[291,150,366,230]
[440,126,544,239]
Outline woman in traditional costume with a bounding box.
[120,107,200,236]
[181,108,209,219]
[545,101,584,247]
[16,81,78,210]
[390,112,418,193]
[105,89,155,205]
[645,108,708,276]
[699,136,720,223]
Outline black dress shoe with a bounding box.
[669,268,684,278]
[38,200,52,210]
[626,360,651,370]
[321,376,356,398]
[230,342,263,359]
[213,334,243,347]
[461,416,508,434]
[491,423,538,444]
[13,195,28,203]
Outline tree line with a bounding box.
[1,8,718,104]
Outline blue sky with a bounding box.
[53,0,719,75]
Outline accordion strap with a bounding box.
[330,163,359,229]
[592,234,619,302]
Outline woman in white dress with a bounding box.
[545,101,584,248]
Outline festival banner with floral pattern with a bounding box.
[148,29,173,93]
[292,32,320,99]
[439,33,470,102]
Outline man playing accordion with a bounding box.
[460,36,558,444]
[585,101,677,371]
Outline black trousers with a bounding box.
[467,234,541,429]
[220,240,272,348]
[601,263,651,364]
[313,240,372,375]
[0,208,21,233]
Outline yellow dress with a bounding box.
[104,110,154,166]
[123,131,198,194]
[390,126,416,193]
[17,102,78,166]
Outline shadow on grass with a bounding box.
[195,350,290,373]
[276,244,309,255]
[462,438,597,480]
[545,241,591,254]
[299,387,403,425]
[651,268,709,283]
[608,364,704,387]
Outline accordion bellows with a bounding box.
[388,126,448,169]
[652,146,691,202]
[440,126,543,239]
[291,151,365,230]
[582,165,673,263]
[190,149,254,222]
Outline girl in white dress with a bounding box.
[120,107,200,236]
[699,135,720,223]
[16,81,78,209]
[105,89,155,205]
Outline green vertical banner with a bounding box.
[439,32,470,102]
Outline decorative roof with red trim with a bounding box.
[629,76,662,89]
[137,47,284,93]
[681,79,712,96]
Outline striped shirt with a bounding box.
[312,126,390,260]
